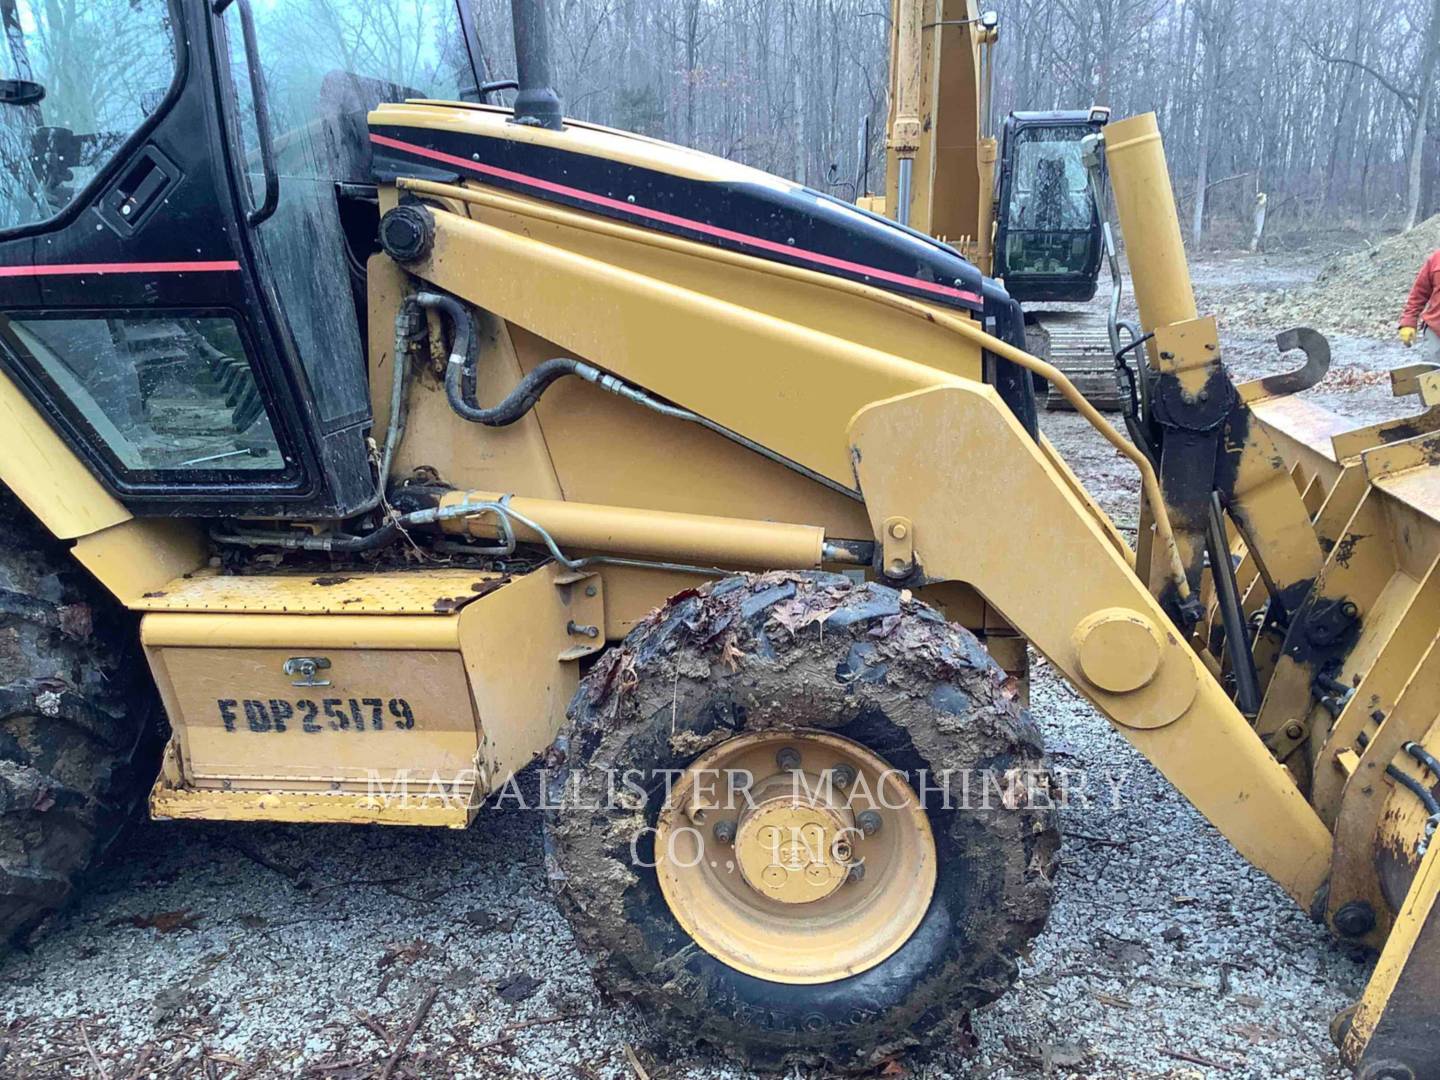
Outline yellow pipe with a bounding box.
[1105,112,1199,331]
[398,177,1191,600]
[440,490,827,570]
[975,136,998,275]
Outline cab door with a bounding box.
[0,0,363,517]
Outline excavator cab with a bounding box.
[993,109,1109,302]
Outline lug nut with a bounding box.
[857,810,882,836]
[845,862,866,884]
[831,763,857,788]
[712,819,737,844]
[775,747,801,771]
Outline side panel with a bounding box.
[411,197,980,488]
[147,644,478,791]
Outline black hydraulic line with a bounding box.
[1404,741,1440,780]
[1387,763,1440,817]
[412,289,608,427]
[212,521,402,553]
[1114,330,1153,366]
[1205,492,1262,718]
[1113,327,1158,465]
[412,290,475,369]
[447,355,601,426]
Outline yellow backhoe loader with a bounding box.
[1,1,1438,1074]
[866,0,1125,411]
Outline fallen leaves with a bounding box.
[495,972,541,1003]
[462,909,517,933]
[109,909,200,934]
[377,941,432,970]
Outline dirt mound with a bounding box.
[1216,215,1440,339]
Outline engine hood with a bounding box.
[369,101,988,315]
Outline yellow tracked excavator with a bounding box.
[0,0,1438,1073]
[864,0,1125,411]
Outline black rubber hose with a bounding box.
[1405,741,1440,780]
[1387,764,1440,817]
[413,291,475,366]
[412,290,602,427]
[445,354,600,426]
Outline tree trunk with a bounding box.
[1190,22,1218,247]
[1250,192,1267,252]
[787,0,803,182]
[1406,0,1440,229]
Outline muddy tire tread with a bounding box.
[546,571,1058,1072]
[0,489,157,953]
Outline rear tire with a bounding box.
[0,490,158,954]
[545,571,1058,1072]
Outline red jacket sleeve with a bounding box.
[1401,252,1439,328]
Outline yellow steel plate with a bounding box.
[133,568,505,615]
[149,785,474,828]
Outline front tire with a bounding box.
[0,490,159,954]
[545,571,1058,1071]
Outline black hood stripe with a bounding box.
[369,130,985,311]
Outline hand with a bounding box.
[1400,326,1417,347]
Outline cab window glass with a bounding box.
[0,314,284,474]
[220,1,469,424]
[228,0,469,171]
[0,0,178,231]
[1004,127,1094,275]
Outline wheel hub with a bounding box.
[653,729,937,984]
[733,781,854,904]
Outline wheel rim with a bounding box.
[653,728,937,984]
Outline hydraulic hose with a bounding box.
[411,290,475,393]
[446,354,606,426]
[380,299,425,484]
[1404,741,1440,782]
[414,289,613,427]
[211,522,401,553]
[1387,764,1440,817]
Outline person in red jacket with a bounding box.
[1400,249,1440,361]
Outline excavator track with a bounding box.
[1026,310,1125,412]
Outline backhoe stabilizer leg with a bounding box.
[849,384,1332,906]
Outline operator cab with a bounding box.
[993,109,1110,303]
[0,0,479,518]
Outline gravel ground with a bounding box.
[0,250,1404,1079]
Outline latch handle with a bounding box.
[282,656,331,687]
